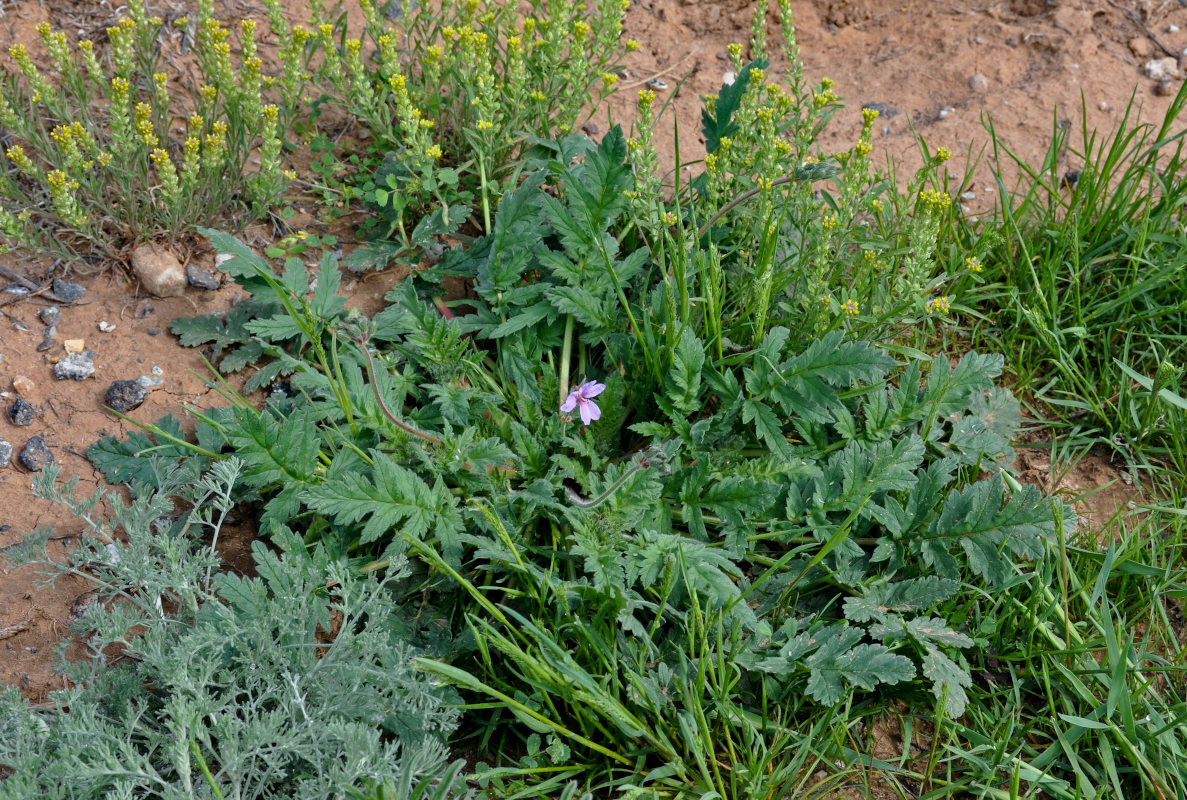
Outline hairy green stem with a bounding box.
[564,456,647,509]
[354,338,444,446]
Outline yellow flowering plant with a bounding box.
[0,4,302,261]
[310,0,631,270]
[636,0,974,352]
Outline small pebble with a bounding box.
[581,122,600,136]
[133,299,155,318]
[716,52,729,60]
[136,376,164,389]
[36,327,57,353]
[3,285,29,295]
[147,329,159,336]
[1154,79,1176,97]
[51,277,85,302]
[937,106,955,120]
[151,365,163,376]
[12,376,34,396]
[17,435,53,471]
[961,191,977,201]
[1062,169,1081,189]
[968,73,988,91]
[38,306,61,326]
[54,353,95,381]
[64,339,85,354]
[186,263,221,291]
[1170,24,1180,33]
[98,320,116,333]
[105,380,149,413]
[0,438,12,468]
[423,242,447,264]
[8,397,35,426]
[646,78,668,90]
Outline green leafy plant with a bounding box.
[128,122,1070,794]
[0,459,466,800]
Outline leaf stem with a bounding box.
[559,314,575,403]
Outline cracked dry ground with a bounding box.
[3,0,1182,700]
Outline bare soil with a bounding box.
[1,0,1176,703]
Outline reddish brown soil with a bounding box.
[1,0,1176,703]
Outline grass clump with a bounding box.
[955,86,1187,481]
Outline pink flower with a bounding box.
[560,380,606,425]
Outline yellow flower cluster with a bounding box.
[919,189,951,212]
[926,295,952,314]
[150,147,181,203]
[813,77,837,109]
[842,300,860,316]
[5,145,39,178]
[965,255,983,272]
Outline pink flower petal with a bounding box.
[580,399,601,425]
[582,381,606,399]
[560,392,578,413]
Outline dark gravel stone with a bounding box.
[105,380,149,412]
[18,435,52,471]
[38,305,61,326]
[147,328,159,335]
[0,439,12,468]
[861,102,899,118]
[52,277,85,302]
[54,352,95,380]
[36,326,57,353]
[8,397,35,426]
[186,263,221,291]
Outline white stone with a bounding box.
[131,242,186,298]
[1144,57,1182,82]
